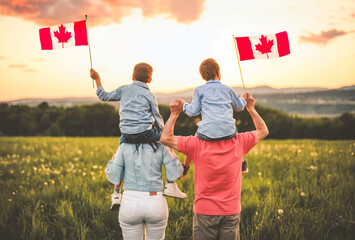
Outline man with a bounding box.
[160,93,268,240]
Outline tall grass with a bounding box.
[0,137,354,239]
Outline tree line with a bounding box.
[0,102,354,139]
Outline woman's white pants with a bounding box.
[119,190,169,240]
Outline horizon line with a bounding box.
[1,83,354,102]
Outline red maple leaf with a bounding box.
[255,35,274,58]
[53,24,72,48]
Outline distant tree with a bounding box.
[82,103,119,136]
[45,123,64,136]
[58,106,86,136]
[0,102,353,139]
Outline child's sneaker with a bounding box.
[163,182,187,199]
[110,192,121,211]
[242,159,248,174]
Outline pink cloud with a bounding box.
[0,0,206,26]
[299,29,347,45]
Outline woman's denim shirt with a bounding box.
[106,143,183,192]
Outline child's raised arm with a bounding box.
[90,68,102,88]
[90,68,123,102]
[183,89,202,116]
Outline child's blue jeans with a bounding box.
[120,128,162,145]
[197,131,236,141]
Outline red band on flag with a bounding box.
[74,20,88,46]
[39,27,53,50]
[276,31,290,57]
[235,37,254,61]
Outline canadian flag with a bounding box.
[235,31,290,61]
[39,20,88,50]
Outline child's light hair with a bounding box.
[133,63,153,83]
[199,58,220,81]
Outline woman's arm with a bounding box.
[105,148,124,185]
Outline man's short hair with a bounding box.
[199,58,220,81]
[133,63,153,83]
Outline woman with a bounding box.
[106,142,184,240]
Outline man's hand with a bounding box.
[170,98,184,115]
[90,68,100,80]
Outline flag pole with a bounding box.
[232,35,246,92]
[85,15,95,88]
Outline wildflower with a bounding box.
[33,167,38,171]
[300,192,305,197]
[278,209,283,214]
[12,192,15,195]
[258,172,262,176]
[65,185,68,189]
[92,165,98,169]
[82,172,87,176]
[255,211,259,215]
[8,199,12,202]
[307,165,317,170]
[51,180,55,184]
[44,182,48,186]
[21,170,25,174]
[10,170,14,174]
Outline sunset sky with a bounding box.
[0,0,354,101]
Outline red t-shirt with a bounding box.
[178,132,257,215]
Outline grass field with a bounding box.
[0,137,354,239]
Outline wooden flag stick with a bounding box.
[232,35,246,92]
[85,15,95,88]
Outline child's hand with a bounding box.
[90,68,100,80]
[241,92,250,101]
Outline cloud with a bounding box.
[351,13,355,18]
[0,0,206,26]
[8,64,36,72]
[0,56,5,60]
[299,29,348,45]
[9,64,27,68]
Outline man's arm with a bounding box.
[160,99,183,150]
[245,93,269,143]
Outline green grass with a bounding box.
[0,137,354,239]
